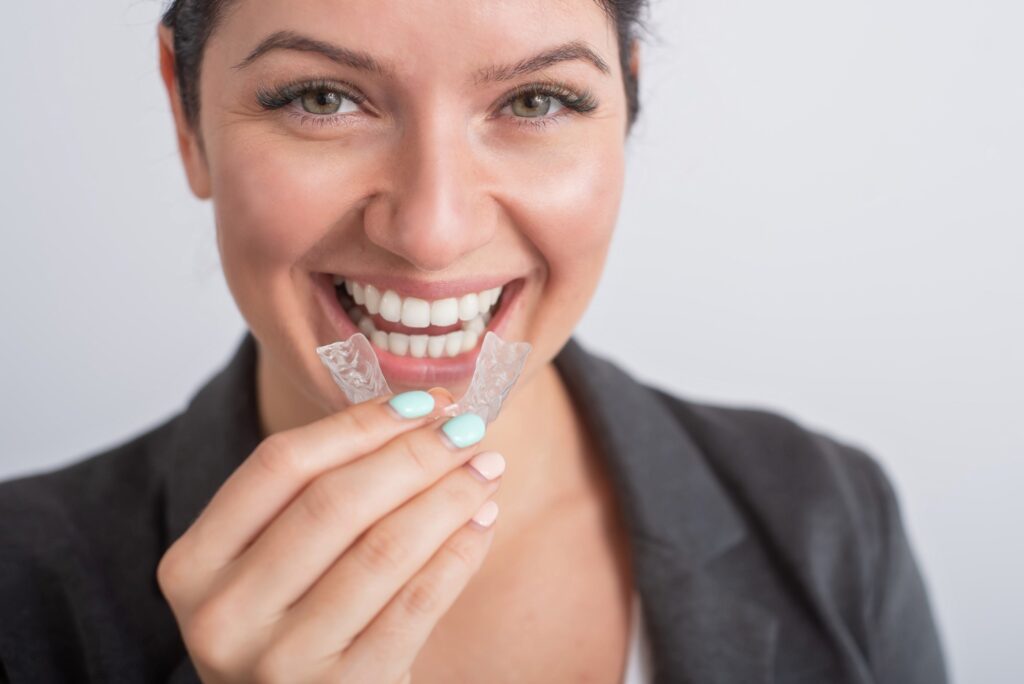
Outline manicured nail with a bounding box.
[441,413,486,448]
[468,451,505,481]
[427,386,456,406]
[387,390,435,419]
[472,500,500,528]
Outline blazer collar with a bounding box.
[159,332,777,683]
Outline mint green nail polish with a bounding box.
[388,391,435,419]
[441,413,486,448]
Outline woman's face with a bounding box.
[160,0,633,411]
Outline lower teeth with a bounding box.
[348,306,493,358]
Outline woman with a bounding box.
[0,0,948,682]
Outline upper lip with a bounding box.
[326,272,521,300]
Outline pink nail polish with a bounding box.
[468,451,506,481]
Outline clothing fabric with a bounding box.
[623,589,655,683]
[0,331,948,683]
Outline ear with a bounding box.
[157,23,212,200]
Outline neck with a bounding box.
[255,345,594,541]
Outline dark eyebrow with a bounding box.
[232,31,610,83]
[232,30,397,77]
[472,40,611,83]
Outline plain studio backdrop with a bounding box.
[2,1,1021,681]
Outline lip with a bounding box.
[313,272,526,388]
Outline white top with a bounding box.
[621,589,655,683]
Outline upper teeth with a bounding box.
[336,277,504,329]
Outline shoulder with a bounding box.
[649,385,897,544]
[0,412,180,552]
[0,414,185,681]
[644,384,948,682]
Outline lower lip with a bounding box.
[313,273,525,387]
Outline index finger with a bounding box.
[174,388,455,572]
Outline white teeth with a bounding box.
[379,289,402,322]
[430,298,460,327]
[354,312,487,357]
[341,278,508,356]
[401,297,432,328]
[463,316,485,334]
[363,285,382,315]
[458,293,479,321]
[427,335,447,359]
[444,331,464,357]
[388,332,409,356]
[343,278,507,321]
[409,334,428,358]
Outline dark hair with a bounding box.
[160,0,650,135]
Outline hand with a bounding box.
[157,388,504,683]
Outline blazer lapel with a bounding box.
[553,337,779,684]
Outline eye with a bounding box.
[508,91,565,118]
[495,81,599,131]
[255,77,368,129]
[297,87,360,117]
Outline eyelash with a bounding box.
[253,76,599,132]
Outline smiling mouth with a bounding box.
[328,275,518,358]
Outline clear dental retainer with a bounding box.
[315,331,532,424]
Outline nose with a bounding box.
[364,108,496,272]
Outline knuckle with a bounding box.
[342,404,383,444]
[440,531,481,572]
[254,433,304,477]
[155,545,181,596]
[355,523,411,575]
[440,477,479,511]
[251,644,292,684]
[400,433,435,476]
[401,575,445,617]
[298,474,353,526]
[184,598,237,672]
[156,540,194,603]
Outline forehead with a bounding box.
[212,0,618,82]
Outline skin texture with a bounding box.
[159,0,638,535]
[158,1,640,678]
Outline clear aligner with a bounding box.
[316,330,531,424]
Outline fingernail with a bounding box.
[471,500,500,528]
[468,451,505,480]
[427,386,456,407]
[387,390,436,419]
[441,413,486,448]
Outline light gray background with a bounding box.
[2,1,1021,681]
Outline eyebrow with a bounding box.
[232,30,611,83]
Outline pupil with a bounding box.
[305,90,340,114]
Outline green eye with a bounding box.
[509,92,564,118]
[299,88,359,116]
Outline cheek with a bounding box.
[208,133,366,284]
[500,131,624,301]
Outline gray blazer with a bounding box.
[0,331,948,683]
